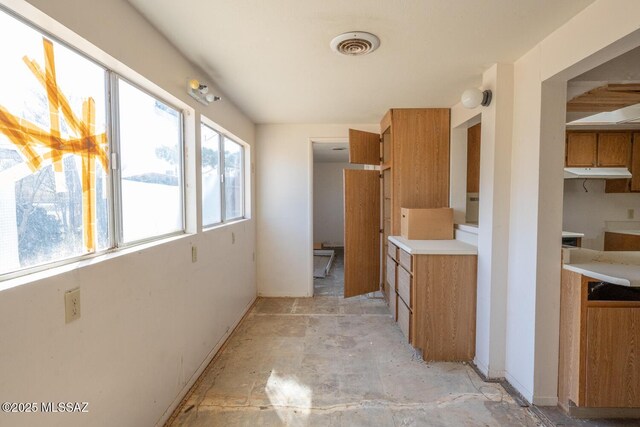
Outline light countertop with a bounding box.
[562,231,585,238]
[389,236,477,255]
[605,230,640,236]
[563,263,640,287]
[562,248,640,287]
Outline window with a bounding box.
[201,124,221,226]
[200,123,245,227]
[0,9,184,277]
[116,79,183,243]
[224,137,244,220]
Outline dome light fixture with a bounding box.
[330,31,380,56]
[461,88,492,109]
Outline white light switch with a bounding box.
[65,288,81,323]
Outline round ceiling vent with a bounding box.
[330,31,380,56]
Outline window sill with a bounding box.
[0,233,191,292]
[203,217,250,232]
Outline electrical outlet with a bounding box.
[65,288,81,323]
[191,245,197,263]
[628,209,635,219]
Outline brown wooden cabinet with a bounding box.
[566,132,597,167]
[467,123,481,193]
[596,132,631,167]
[604,231,640,251]
[345,108,450,299]
[566,131,631,168]
[559,269,640,412]
[387,246,477,361]
[632,133,640,192]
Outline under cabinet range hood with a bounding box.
[564,167,632,179]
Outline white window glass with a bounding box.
[0,10,108,275]
[201,124,221,226]
[117,79,183,243]
[223,137,243,220]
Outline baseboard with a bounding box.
[505,371,534,405]
[533,396,558,406]
[156,296,257,427]
[568,404,640,419]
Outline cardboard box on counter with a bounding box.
[401,208,453,240]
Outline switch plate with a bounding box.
[231,232,235,244]
[628,208,635,219]
[65,288,81,323]
[191,245,198,263]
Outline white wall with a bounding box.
[256,124,377,297]
[506,0,640,405]
[563,180,640,250]
[0,1,256,426]
[313,161,362,247]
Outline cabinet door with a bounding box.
[566,133,597,167]
[585,307,640,407]
[348,129,380,165]
[466,123,481,193]
[597,132,631,167]
[344,169,380,298]
[632,134,640,192]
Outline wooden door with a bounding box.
[349,129,380,165]
[344,169,380,298]
[566,132,597,167]
[597,132,631,167]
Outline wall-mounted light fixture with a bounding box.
[461,88,492,109]
[187,79,221,106]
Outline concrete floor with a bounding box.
[168,250,542,426]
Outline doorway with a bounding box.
[311,141,363,296]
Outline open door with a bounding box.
[344,169,380,298]
[349,129,380,164]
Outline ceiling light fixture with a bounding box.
[330,31,380,56]
[187,79,221,106]
[461,88,492,108]
[332,147,347,151]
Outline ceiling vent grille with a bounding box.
[330,32,380,56]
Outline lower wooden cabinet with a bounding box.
[397,297,412,342]
[604,231,640,251]
[559,269,640,411]
[389,247,477,361]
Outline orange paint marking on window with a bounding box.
[0,37,108,252]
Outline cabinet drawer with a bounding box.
[388,242,398,261]
[399,249,412,272]
[386,256,397,290]
[397,297,412,342]
[389,287,397,321]
[397,266,412,309]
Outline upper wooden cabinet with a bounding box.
[565,131,631,168]
[632,133,640,192]
[348,129,380,165]
[466,123,481,193]
[566,132,597,167]
[385,109,450,234]
[596,132,631,167]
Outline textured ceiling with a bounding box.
[313,143,349,163]
[128,0,594,124]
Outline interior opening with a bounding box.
[311,141,363,296]
[549,41,640,420]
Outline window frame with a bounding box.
[222,136,246,222]
[0,6,187,280]
[200,120,247,230]
[111,75,187,248]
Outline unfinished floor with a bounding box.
[168,250,542,426]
